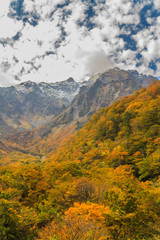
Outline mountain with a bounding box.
[0,68,155,134]
[32,67,156,139]
[1,80,160,240]
[3,67,156,154]
[47,78,160,180]
[60,67,155,122]
[0,77,82,131]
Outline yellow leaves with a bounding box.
[0,149,39,166]
[106,147,129,167]
[2,81,160,239]
[123,212,136,219]
[19,206,38,224]
[65,202,111,223]
[109,186,122,195]
[37,202,111,240]
[154,137,160,145]
[98,237,111,240]
[8,207,13,211]
[125,101,143,112]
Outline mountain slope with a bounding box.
[59,67,155,121]
[48,79,160,181]
[4,68,156,154]
[1,80,160,240]
[35,67,156,135]
[0,77,82,131]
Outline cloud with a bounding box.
[23,0,66,20]
[0,16,23,39]
[0,0,160,86]
[0,71,18,87]
[85,51,114,75]
[132,22,160,74]
[0,0,10,17]
[154,0,160,9]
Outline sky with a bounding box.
[0,0,160,86]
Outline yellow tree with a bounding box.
[37,202,111,240]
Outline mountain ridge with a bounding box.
[3,68,157,155]
[0,77,85,131]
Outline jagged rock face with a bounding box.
[0,77,81,130]
[0,67,156,135]
[16,77,80,104]
[53,67,155,125]
[3,67,157,152]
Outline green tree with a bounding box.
[0,200,22,240]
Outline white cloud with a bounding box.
[0,71,18,87]
[0,0,160,86]
[0,0,10,17]
[133,23,160,73]
[23,0,66,19]
[154,0,160,9]
[85,50,114,75]
[21,21,60,42]
[0,16,22,38]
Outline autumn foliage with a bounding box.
[0,80,160,239]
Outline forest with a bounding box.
[0,80,160,239]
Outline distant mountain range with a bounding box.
[0,77,86,132]
[1,67,157,155]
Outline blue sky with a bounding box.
[0,0,160,86]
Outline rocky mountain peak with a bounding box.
[0,67,157,134]
[65,77,75,83]
[0,77,83,130]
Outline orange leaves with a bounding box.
[106,146,129,167]
[38,202,111,240]
[65,202,110,222]
[2,80,160,239]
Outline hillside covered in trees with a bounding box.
[1,80,160,239]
